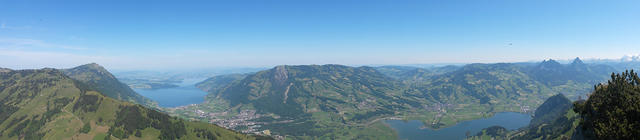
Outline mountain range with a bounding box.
[0,57,627,139]
[0,64,263,140]
[63,63,152,105]
[184,57,619,139]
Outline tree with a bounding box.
[135,130,142,137]
[80,123,91,133]
[574,70,640,139]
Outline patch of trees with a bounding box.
[110,105,147,139]
[72,94,102,112]
[8,116,47,140]
[0,104,19,124]
[513,115,575,140]
[80,122,91,133]
[109,105,187,140]
[193,128,217,140]
[573,70,640,139]
[474,126,507,139]
[3,98,65,140]
[146,109,187,140]
[5,115,27,130]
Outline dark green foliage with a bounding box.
[8,119,29,137]
[135,130,142,137]
[512,70,640,140]
[254,135,275,140]
[108,127,128,139]
[0,66,253,140]
[157,119,186,140]
[112,105,148,138]
[147,109,187,140]
[80,122,91,133]
[574,70,640,139]
[5,116,27,129]
[475,126,507,138]
[111,105,188,140]
[530,94,572,126]
[8,117,46,140]
[193,128,217,140]
[73,94,102,112]
[0,104,19,125]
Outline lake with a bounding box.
[134,78,209,108]
[385,112,531,140]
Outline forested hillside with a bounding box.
[186,59,617,139]
[0,66,260,140]
[472,70,640,140]
[63,63,151,105]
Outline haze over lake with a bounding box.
[135,78,209,107]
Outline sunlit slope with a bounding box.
[194,60,617,139]
[0,68,258,140]
[473,70,640,140]
[196,73,248,98]
[63,63,151,105]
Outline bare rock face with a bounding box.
[273,65,288,84]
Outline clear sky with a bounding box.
[1,0,639,70]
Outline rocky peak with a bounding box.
[571,57,585,65]
[538,59,563,70]
[273,65,289,84]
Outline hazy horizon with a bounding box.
[2,0,639,70]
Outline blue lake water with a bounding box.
[385,112,531,140]
[134,78,208,108]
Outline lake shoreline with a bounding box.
[384,112,532,140]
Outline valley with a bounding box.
[3,1,638,139]
[0,64,265,140]
[0,60,637,140]
[152,58,632,139]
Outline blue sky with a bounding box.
[1,0,639,70]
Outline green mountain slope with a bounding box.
[186,65,413,139]
[217,65,411,117]
[0,67,259,140]
[473,70,640,140]
[189,61,617,139]
[412,63,550,105]
[573,70,640,139]
[195,73,247,97]
[529,94,572,126]
[63,63,150,105]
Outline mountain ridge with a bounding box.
[0,66,261,139]
[63,63,151,105]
